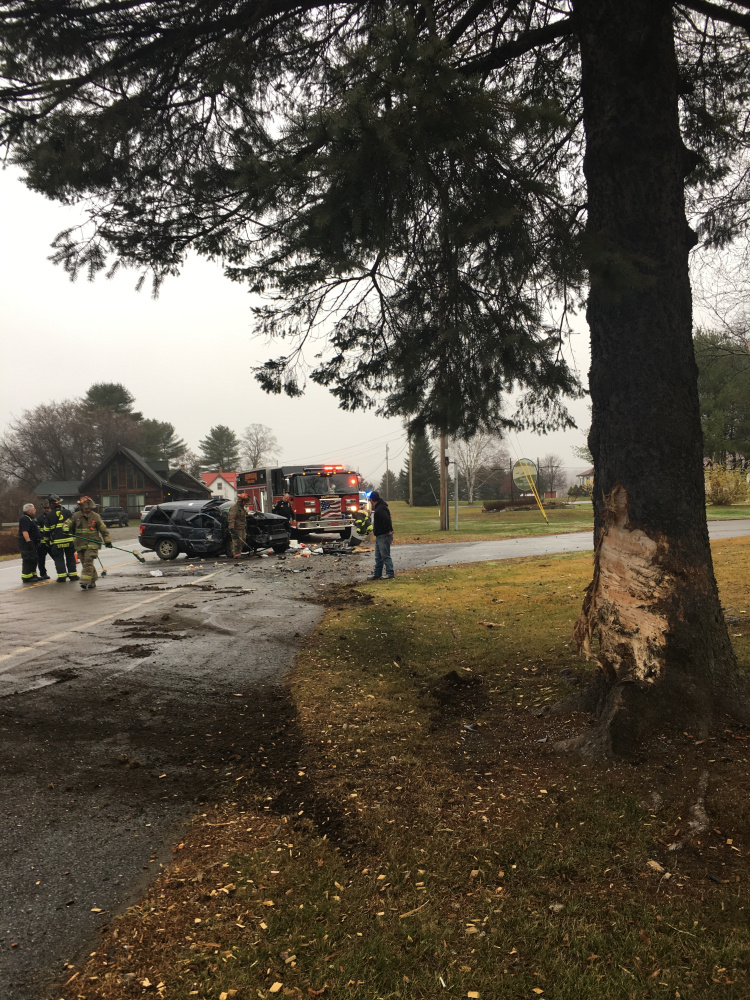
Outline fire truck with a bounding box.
[235,464,361,539]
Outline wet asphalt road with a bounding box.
[1,519,749,998]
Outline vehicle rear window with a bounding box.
[147,508,172,525]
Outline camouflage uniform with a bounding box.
[64,500,112,589]
[228,495,248,557]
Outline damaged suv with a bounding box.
[139,498,290,561]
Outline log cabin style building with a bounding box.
[36,445,211,516]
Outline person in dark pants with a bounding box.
[272,492,294,525]
[367,490,395,580]
[35,499,51,579]
[18,503,41,584]
[45,494,78,582]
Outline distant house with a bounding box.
[34,481,82,507]
[576,466,594,494]
[201,470,237,501]
[74,445,210,516]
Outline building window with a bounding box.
[125,463,144,489]
[101,495,119,507]
[99,466,119,490]
[217,481,223,490]
[126,493,146,515]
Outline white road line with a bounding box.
[0,570,222,669]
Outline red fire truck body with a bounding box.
[235,464,360,537]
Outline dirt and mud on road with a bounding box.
[0,545,373,1000]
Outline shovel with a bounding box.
[69,533,147,563]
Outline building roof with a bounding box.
[201,471,237,488]
[34,480,82,497]
[576,467,595,479]
[169,468,212,495]
[80,444,166,492]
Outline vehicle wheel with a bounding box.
[122,518,129,527]
[339,527,352,540]
[155,537,180,560]
[272,539,290,554]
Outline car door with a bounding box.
[181,511,224,553]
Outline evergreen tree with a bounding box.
[403,433,440,507]
[3,0,750,746]
[397,467,410,505]
[198,425,240,471]
[84,383,143,420]
[695,330,750,467]
[139,420,187,463]
[377,469,399,501]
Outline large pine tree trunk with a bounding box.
[570,0,749,753]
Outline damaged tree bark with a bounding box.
[568,0,750,753]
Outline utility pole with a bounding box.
[385,443,390,500]
[408,433,413,507]
[440,434,449,530]
[453,457,459,530]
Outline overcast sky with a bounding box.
[0,166,592,485]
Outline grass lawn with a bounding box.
[390,500,750,544]
[391,500,593,544]
[69,538,750,1000]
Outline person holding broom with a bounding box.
[64,496,112,590]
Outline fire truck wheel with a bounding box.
[339,527,352,540]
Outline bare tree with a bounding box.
[0,401,100,487]
[175,449,202,479]
[240,423,279,468]
[452,433,491,504]
[452,433,508,503]
[0,476,29,521]
[539,453,567,496]
[0,400,146,488]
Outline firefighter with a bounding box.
[35,499,51,579]
[18,502,41,584]
[350,507,374,547]
[64,496,112,590]
[228,492,249,557]
[46,494,79,582]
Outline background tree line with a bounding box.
[378,431,570,505]
[0,382,281,518]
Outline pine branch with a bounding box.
[678,0,750,31]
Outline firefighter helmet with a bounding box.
[48,494,62,504]
[79,495,95,506]
[237,492,250,501]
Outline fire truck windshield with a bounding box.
[291,474,358,497]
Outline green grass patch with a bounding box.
[391,499,593,543]
[705,503,750,520]
[68,540,750,1000]
[390,499,750,544]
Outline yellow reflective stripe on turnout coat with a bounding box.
[64,510,112,549]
